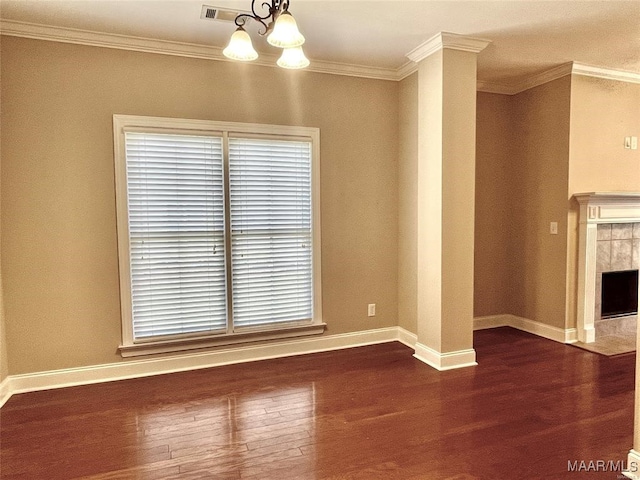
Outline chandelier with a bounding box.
[223,0,309,69]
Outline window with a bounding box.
[113,116,323,356]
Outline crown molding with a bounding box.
[406,31,491,64]
[478,62,640,95]
[571,62,640,85]
[510,62,577,94]
[0,19,399,81]
[397,60,418,81]
[475,80,521,95]
[302,58,398,81]
[2,20,639,90]
[0,19,230,61]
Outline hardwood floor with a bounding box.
[0,327,635,479]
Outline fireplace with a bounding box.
[601,269,639,319]
[575,193,640,343]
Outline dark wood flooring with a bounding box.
[0,327,636,479]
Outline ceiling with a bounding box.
[1,0,639,90]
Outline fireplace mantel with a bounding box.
[575,192,640,224]
[574,192,640,343]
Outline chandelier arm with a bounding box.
[280,0,290,12]
[234,0,284,35]
[234,13,269,35]
[261,2,276,18]
[262,0,290,18]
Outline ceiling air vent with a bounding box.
[200,5,241,22]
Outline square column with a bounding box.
[407,33,490,370]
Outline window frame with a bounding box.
[113,115,324,357]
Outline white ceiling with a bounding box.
[1,0,639,88]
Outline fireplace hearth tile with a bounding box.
[596,314,637,337]
[577,314,636,355]
[573,334,635,356]
[633,223,640,239]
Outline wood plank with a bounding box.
[0,328,634,479]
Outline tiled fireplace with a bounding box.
[575,193,640,343]
[595,224,639,341]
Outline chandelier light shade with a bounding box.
[222,27,259,61]
[277,46,310,69]
[267,12,305,48]
[223,0,309,69]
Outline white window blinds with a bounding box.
[125,132,227,339]
[229,137,313,329]
[116,118,320,349]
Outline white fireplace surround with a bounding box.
[575,192,640,343]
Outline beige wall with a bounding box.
[507,76,572,328]
[0,195,7,383]
[474,92,515,317]
[568,77,640,194]
[565,76,640,329]
[0,279,7,383]
[3,35,637,378]
[0,57,8,381]
[475,75,639,330]
[1,37,399,375]
[397,73,418,334]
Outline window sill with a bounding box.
[118,322,327,358]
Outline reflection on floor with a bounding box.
[1,327,636,479]
[573,314,637,356]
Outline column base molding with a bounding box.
[413,342,477,371]
[579,326,596,344]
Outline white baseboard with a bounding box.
[474,314,578,344]
[0,377,11,408]
[473,314,510,330]
[0,319,579,408]
[396,326,417,348]
[413,342,477,371]
[624,449,640,479]
[1,326,408,406]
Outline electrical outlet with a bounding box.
[367,304,376,317]
[550,222,558,235]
